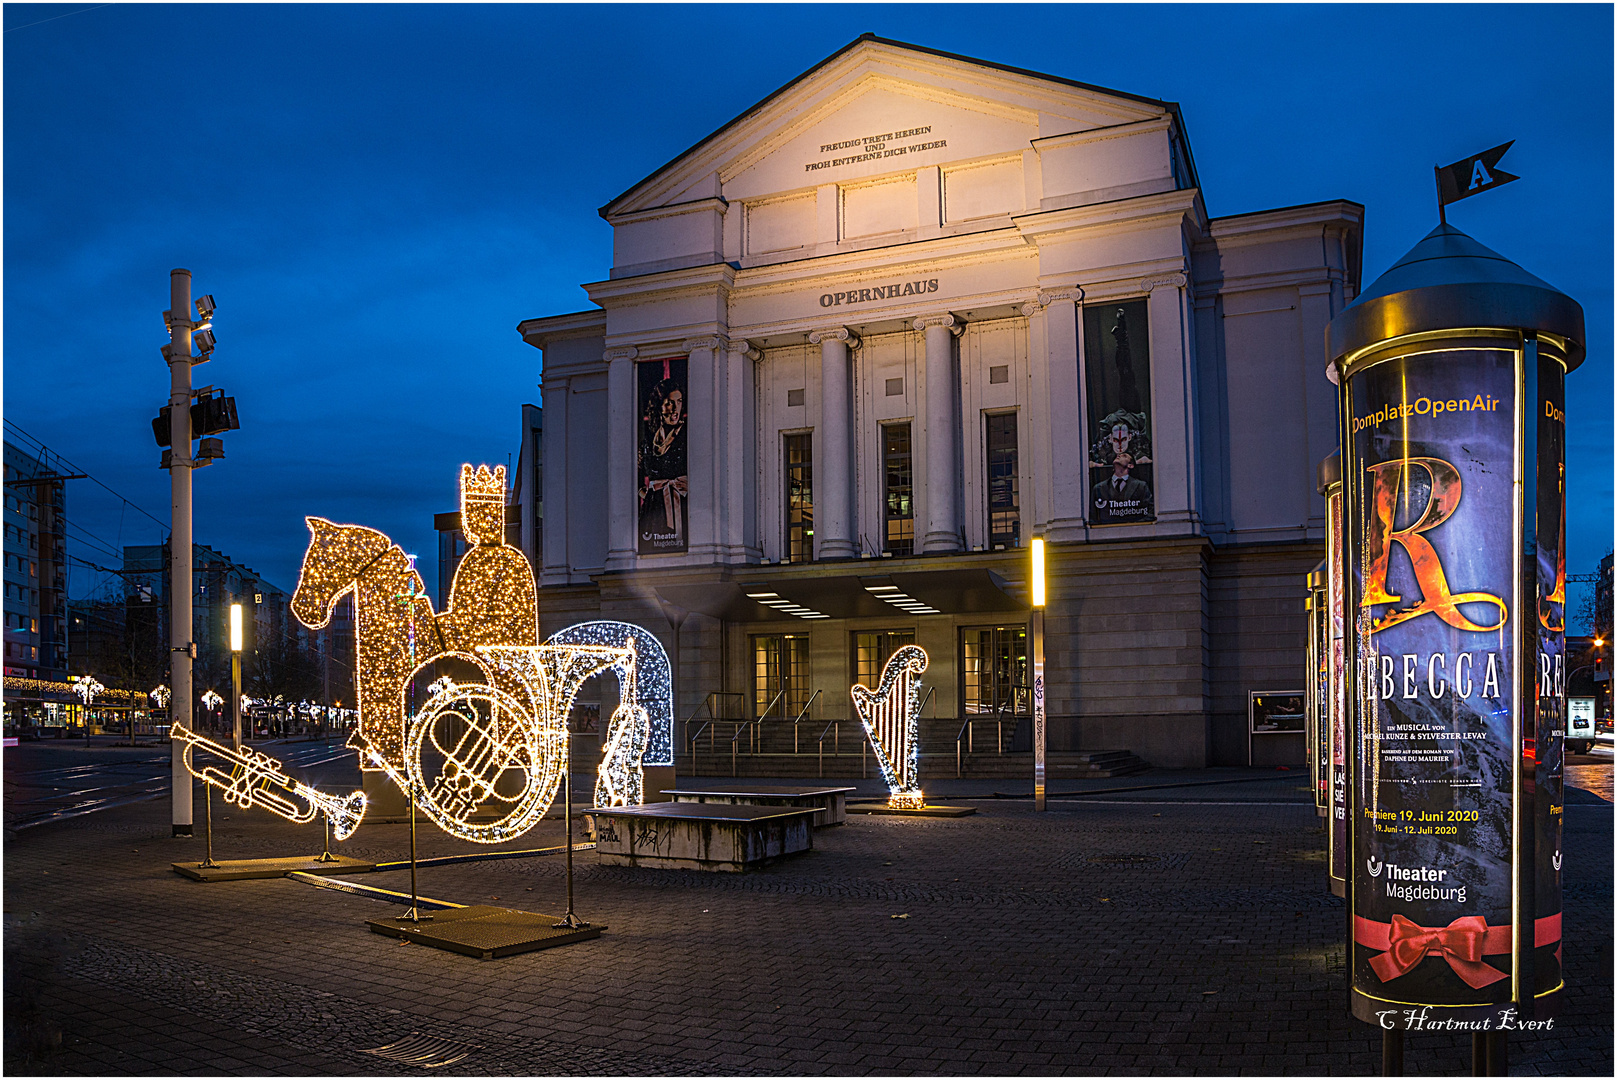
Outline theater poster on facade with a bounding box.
[1083,299,1155,525]
[637,355,688,554]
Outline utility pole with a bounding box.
[167,269,195,837]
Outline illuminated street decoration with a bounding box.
[72,675,104,705]
[150,684,171,709]
[172,721,367,839]
[287,464,674,843]
[851,646,928,810]
[201,689,223,712]
[544,620,675,802]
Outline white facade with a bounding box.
[519,36,1361,767]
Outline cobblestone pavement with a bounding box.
[4,758,1610,1076]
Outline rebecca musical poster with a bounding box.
[637,356,688,555]
[1329,485,1348,895]
[1346,346,1519,1023]
[1083,299,1155,525]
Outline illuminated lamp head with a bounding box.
[460,464,507,546]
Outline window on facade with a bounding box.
[783,433,813,563]
[752,634,810,718]
[883,423,914,556]
[854,630,916,688]
[986,412,1020,549]
[961,624,1029,714]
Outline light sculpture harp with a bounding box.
[851,645,928,810]
[285,463,667,844]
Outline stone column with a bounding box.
[1140,272,1196,529]
[540,374,569,585]
[1035,288,1084,538]
[684,336,722,559]
[808,326,858,559]
[604,345,638,570]
[724,339,762,560]
[916,312,962,552]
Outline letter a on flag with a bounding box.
[1437,141,1520,207]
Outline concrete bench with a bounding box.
[663,785,855,827]
[589,802,815,872]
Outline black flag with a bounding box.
[1436,141,1519,207]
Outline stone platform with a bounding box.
[366,905,603,959]
[589,801,815,871]
[846,802,977,817]
[172,853,376,881]
[664,785,855,826]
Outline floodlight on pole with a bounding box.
[1031,536,1047,811]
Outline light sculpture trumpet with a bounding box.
[172,721,367,840]
[851,645,929,810]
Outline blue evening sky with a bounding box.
[4,4,1612,627]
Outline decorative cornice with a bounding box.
[603,346,639,363]
[808,327,858,348]
[1021,283,1086,317]
[1139,272,1188,293]
[914,313,960,334]
[725,339,763,362]
[683,336,724,353]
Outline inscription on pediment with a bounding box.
[805,125,947,173]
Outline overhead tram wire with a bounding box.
[4,420,169,533]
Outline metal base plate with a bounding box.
[366,906,604,959]
[172,854,375,881]
[846,803,978,817]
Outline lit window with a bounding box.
[854,630,916,688]
[752,634,810,718]
[986,412,1020,549]
[883,423,914,556]
[783,433,814,563]
[960,625,1029,715]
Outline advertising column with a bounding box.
[1321,452,1348,899]
[1328,222,1584,1036]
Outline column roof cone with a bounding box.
[1328,222,1585,371]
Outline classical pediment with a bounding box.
[604,35,1178,219]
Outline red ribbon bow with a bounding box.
[1356,914,1510,989]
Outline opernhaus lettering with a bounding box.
[820,279,938,307]
[1351,393,1502,433]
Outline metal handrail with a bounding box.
[816,714,843,779]
[728,718,760,777]
[919,685,936,718]
[955,685,1035,777]
[791,689,822,753]
[684,691,744,758]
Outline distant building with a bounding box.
[121,542,336,716]
[3,439,70,682]
[510,403,543,576]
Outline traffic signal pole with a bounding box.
[168,268,195,837]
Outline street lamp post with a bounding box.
[1031,537,1047,812]
[230,602,243,750]
[166,268,196,837]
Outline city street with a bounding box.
[4,746,1611,1076]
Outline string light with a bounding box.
[172,721,367,840]
[851,646,928,810]
[2,676,144,703]
[150,685,171,708]
[201,689,223,711]
[72,675,105,705]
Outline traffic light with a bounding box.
[152,391,239,447]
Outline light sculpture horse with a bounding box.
[286,464,668,843]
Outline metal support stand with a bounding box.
[553,770,589,930]
[317,814,337,863]
[198,784,219,868]
[1381,1030,1403,1076]
[402,781,431,922]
